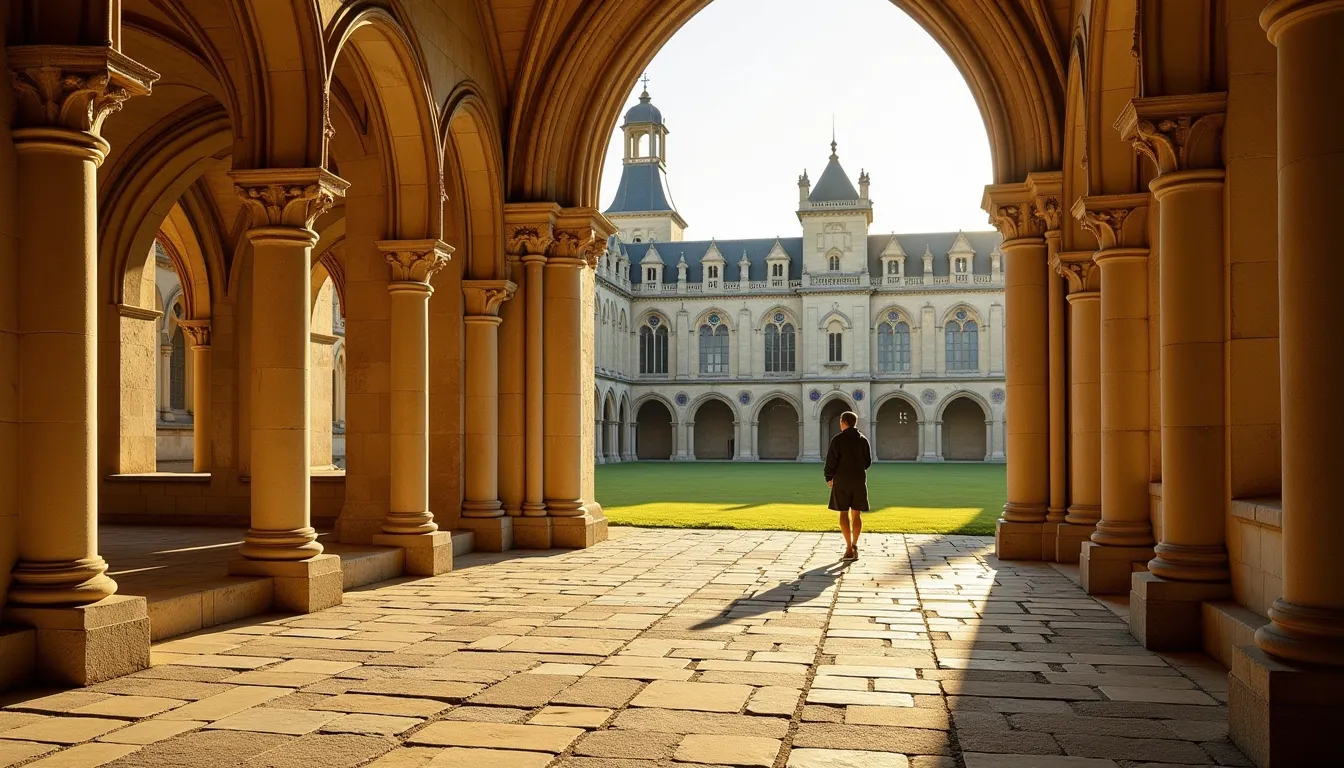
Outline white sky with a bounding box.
[597,0,995,241]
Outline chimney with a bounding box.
[859,169,870,199]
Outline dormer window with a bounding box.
[887,261,899,276]
[954,257,969,274]
[771,263,784,278]
[645,267,657,282]
[708,265,719,279]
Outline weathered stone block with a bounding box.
[1230,644,1344,766]
[458,516,513,552]
[1129,571,1230,651]
[1078,541,1152,595]
[513,516,553,549]
[994,521,1042,561]
[5,595,150,686]
[552,513,606,549]
[371,531,452,576]
[229,554,343,613]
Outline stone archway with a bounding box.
[819,399,853,458]
[876,397,919,460]
[757,398,799,460]
[636,400,674,460]
[942,397,987,461]
[693,399,735,460]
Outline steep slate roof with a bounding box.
[623,90,663,125]
[808,155,862,202]
[604,162,679,215]
[611,230,1002,284]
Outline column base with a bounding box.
[513,516,553,549]
[1129,571,1230,650]
[4,595,150,686]
[1229,644,1344,766]
[1055,522,1096,564]
[229,554,343,613]
[371,531,453,576]
[994,520,1043,561]
[1040,519,1063,561]
[456,516,514,553]
[0,626,35,690]
[1078,541,1152,595]
[552,513,608,549]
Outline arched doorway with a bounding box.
[693,399,734,460]
[876,397,919,460]
[942,397,987,461]
[636,400,674,460]
[756,398,799,460]
[819,399,852,458]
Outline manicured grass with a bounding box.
[595,461,1006,535]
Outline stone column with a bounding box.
[685,422,697,461]
[4,46,157,684]
[983,174,1059,559]
[606,421,620,462]
[1074,195,1156,595]
[158,344,174,421]
[627,421,639,461]
[227,168,348,612]
[543,213,611,548]
[180,322,212,473]
[1045,231,1068,560]
[460,280,517,552]
[365,240,454,575]
[1052,252,1101,564]
[1117,95,1232,647]
[1231,5,1344,762]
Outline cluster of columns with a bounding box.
[498,204,613,551]
[593,418,632,463]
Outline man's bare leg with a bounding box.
[838,512,853,557]
[849,509,863,556]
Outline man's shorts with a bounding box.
[828,485,870,512]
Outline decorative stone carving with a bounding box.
[7,46,158,136]
[982,173,1061,241]
[231,168,350,230]
[1071,193,1150,251]
[179,321,212,349]
[1115,93,1227,176]
[505,224,553,258]
[1051,252,1100,294]
[463,279,517,316]
[378,239,454,284]
[550,227,605,267]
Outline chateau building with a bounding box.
[594,91,1007,463]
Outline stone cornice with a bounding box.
[1115,93,1226,176]
[1071,193,1150,250]
[378,239,453,284]
[1051,251,1101,294]
[230,168,350,230]
[7,45,158,136]
[463,279,517,316]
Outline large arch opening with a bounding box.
[876,397,919,460]
[693,399,735,460]
[757,398,800,461]
[636,400,675,460]
[942,396,988,461]
[820,399,854,458]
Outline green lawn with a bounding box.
[595,461,1006,535]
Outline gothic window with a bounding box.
[945,314,979,372]
[828,331,843,363]
[645,267,657,282]
[771,263,784,278]
[828,255,841,271]
[877,320,912,373]
[640,320,669,375]
[707,265,719,279]
[698,322,728,374]
[764,316,796,373]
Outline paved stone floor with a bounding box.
[0,529,1249,768]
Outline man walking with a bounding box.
[824,410,872,560]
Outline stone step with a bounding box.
[451,529,475,557]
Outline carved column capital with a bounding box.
[1115,94,1227,176]
[982,174,1063,242]
[377,239,453,284]
[463,279,517,317]
[7,46,158,138]
[504,202,561,259]
[551,208,617,268]
[230,168,349,230]
[178,320,212,349]
[1071,193,1150,250]
[1051,251,1101,294]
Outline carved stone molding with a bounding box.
[7,46,158,136]
[504,202,561,258]
[231,168,350,230]
[179,321,212,348]
[1051,251,1100,294]
[1115,94,1227,176]
[982,173,1062,242]
[552,208,617,268]
[1071,193,1150,250]
[463,279,517,317]
[377,239,453,284]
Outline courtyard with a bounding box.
[0,528,1242,768]
[597,463,1007,535]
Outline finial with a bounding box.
[830,116,838,160]
[640,73,651,98]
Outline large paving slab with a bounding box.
[0,529,1247,766]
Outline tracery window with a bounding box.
[698,319,729,374]
[763,314,796,373]
[945,312,979,372]
[877,318,912,373]
[640,318,669,375]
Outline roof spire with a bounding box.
[640,72,650,98]
[830,115,838,160]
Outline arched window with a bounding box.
[640,319,669,375]
[877,319,912,373]
[946,314,979,372]
[169,327,186,410]
[633,236,642,243]
[828,330,843,363]
[764,315,796,373]
[771,263,784,278]
[954,257,969,274]
[886,260,899,275]
[828,254,841,271]
[707,265,719,279]
[645,267,657,282]
[698,321,729,374]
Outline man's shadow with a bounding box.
[689,560,849,630]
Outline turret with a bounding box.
[798,170,810,203]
